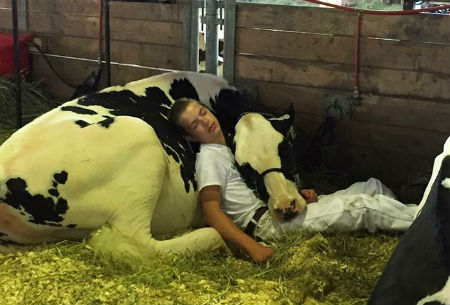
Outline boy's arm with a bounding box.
[199,185,274,263]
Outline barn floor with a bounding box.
[0,78,403,304]
[0,231,399,305]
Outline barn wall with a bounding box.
[235,3,450,193]
[0,0,184,99]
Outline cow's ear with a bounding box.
[283,104,295,122]
[268,104,295,136]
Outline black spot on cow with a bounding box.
[48,188,59,197]
[56,198,68,214]
[212,89,266,135]
[0,232,7,238]
[76,86,197,192]
[236,162,267,202]
[67,224,77,228]
[435,156,450,271]
[98,116,114,128]
[234,137,299,203]
[369,155,450,305]
[2,177,69,226]
[75,120,91,128]
[168,78,200,102]
[61,106,98,115]
[54,171,68,185]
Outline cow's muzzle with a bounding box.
[275,199,298,221]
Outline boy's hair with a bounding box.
[168,97,196,136]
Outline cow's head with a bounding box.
[233,106,307,221]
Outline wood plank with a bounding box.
[237,3,450,44]
[27,0,98,15]
[0,9,12,30]
[361,13,450,44]
[236,28,450,74]
[236,54,354,91]
[237,4,356,36]
[30,54,175,100]
[237,79,450,134]
[27,0,183,22]
[0,1,10,8]
[27,12,182,46]
[34,35,183,69]
[236,55,450,100]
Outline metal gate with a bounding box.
[182,0,237,84]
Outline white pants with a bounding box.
[254,178,418,241]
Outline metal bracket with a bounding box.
[323,91,354,119]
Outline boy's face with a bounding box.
[178,101,223,144]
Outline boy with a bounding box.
[169,98,417,263]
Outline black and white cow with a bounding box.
[0,71,305,264]
[369,136,450,305]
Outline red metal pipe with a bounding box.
[299,0,450,15]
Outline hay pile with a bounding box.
[0,76,58,128]
[0,232,398,305]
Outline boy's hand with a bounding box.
[250,243,275,264]
[301,189,318,203]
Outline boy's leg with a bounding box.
[280,193,417,233]
[319,178,396,202]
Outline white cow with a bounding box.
[0,72,304,264]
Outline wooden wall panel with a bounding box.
[237,3,450,43]
[26,13,182,46]
[0,8,13,29]
[34,36,183,69]
[30,54,172,100]
[250,80,450,134]
[237,28,450,74]
[237,5,356,36]
[27,0,183,22]
[236,55,450,100]
[235,3,449,188]
[0,1,184,94]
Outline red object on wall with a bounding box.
[0,32,34,76]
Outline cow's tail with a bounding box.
[89,225,225,267]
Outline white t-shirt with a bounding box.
[195,143,266,229]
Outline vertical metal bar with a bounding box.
[183,1,192,71]
[11,0,22,128]
[189,0,199,72]
[205,0,218,75]
[18,0,27,32]
[223,0,236,84]
[104,0,111,86]
[201,0,204,32]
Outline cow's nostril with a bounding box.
[283,206,297,221]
